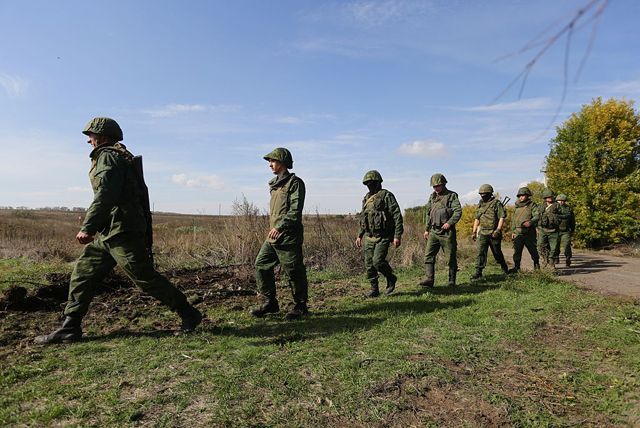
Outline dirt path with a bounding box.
[502,248,640,300]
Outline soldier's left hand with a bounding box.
[441,223,451,230]
[491,230,501,239]
[76,231,94,244]
[393,238,401,248]
[267,228,281,240]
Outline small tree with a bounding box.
[545,97,640,247]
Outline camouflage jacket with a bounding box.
[81,143,146,240]
[268,172,305,245]
[424,188,462,231]
[556,204,576,232]
[358,189,404,240]
[475,197,506,235]
[511,199,539,235]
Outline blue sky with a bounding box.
[1,0,638,214]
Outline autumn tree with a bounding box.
[545,98,640,247]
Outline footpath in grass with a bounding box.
[1,265,639,427]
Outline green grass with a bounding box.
[1,265,639,426]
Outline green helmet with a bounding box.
[263,147,293,169]
[430,173,447,186]
[362,170,383,184]
[516,187,532,197]
[478,184,494,194]
[556,194,567,201]
[542,188,554,199]
[82,117,123,141]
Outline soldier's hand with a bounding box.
[267,228,281,240]
[76,231,94,244]
[472,232,477,241]
[423,231,429,240]
[393,238,401,248]
[491,230,500,239]
[355,237,362,248]
[511,233,516,239]
[442,223,451,230]
[522,220,531,228]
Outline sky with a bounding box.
[1,0,639,215]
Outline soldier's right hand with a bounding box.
[511,233,516,239]
[423,231,429,240]
[355,237,362,248]
[76,231,94,244]
[472,232,477,241]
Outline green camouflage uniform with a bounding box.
[474,196,508,273]
[511,199,540,270]
[556,202,576,265]
[254,172,308,305]
[537,202,561,266]
[424,188,462,285]
[358,189,403,286]
[65,143,190,319]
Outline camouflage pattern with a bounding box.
[263,147,293,169]
[516,187,532,197]
[81,143,146,241]
[255,170,308,305]
[362,170,383,184]
[429,173,447,186]
[474,196,508,272]
[538,201,561,265]
[511,198,540,269]
[424,187,462,284]
[556,194,568,201]
[358,186,403,285]
[542,188,554,199]
[557,202,576,263]
[82,117,123,141]
[478,183,494,194]
[64,233,189,318]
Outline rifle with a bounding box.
[132,155,154,264]
[501,196,511,206]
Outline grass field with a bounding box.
[1,210,639,426]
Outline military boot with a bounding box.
[470,268,483,281]
[565,257,571,267]
[500,262,509,274]
[177,305,202,332]
[448,267,457,287]
[250,298,280,317]
[533,261,541,270]
[507,264,520,274]
[384,274,397,295]
[34,316,82,344]
[367,279,380,298]
[285,302,309,320]
[418,264,435,289]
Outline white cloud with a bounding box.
[589,79,640,96]
[0,72,29,97]
[462,97,552,112]
[398,140,448,157]
[144,103,241,118]
[171,173,224,189]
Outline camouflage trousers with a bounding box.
[512,231,540,268]
[65,233,189,319]
[255,241,308,304]
[424,228,457,269]
[364,237,394,282]
[558,231,573,260]
[537,229,560,265]
[475,233,507,271]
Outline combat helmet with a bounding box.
[516,187,532,197]
[430,173,447,186]
[542,188,554,199]
[556,194,567,201]
[362,170,383,184]
[263,147,293,169]
[82,117,123,141]
[478,184,494,194]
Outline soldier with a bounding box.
[537,188,561,268]
[419,173,462,288]
[471,184,509,280]
[556,194,576,266]
[355,170,403,297]
[251,148,309,320]
[35,117,202,344]
[508,187,540,273]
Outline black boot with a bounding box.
[565,257,571,267]
[448,267,457,287]
[367,279,380,298]
[385,274,397,295]
[507,264,520,274]
[177,305,202,332]
[418,264,435,288]
[34,316,82,344]
[500,262,509,274]
[285,302,309,320]
[533,261,541,270]
[470,269,483,281]
[250,299,280,317]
